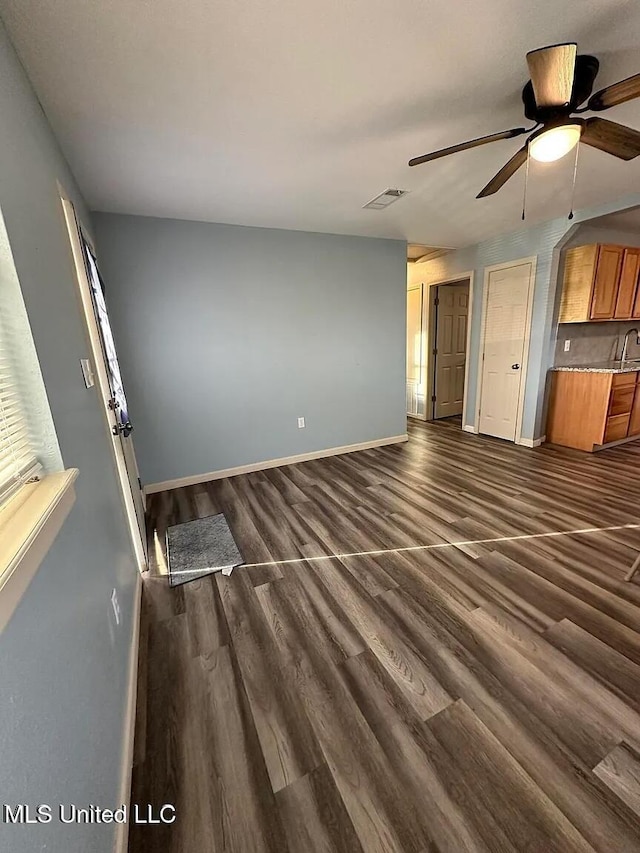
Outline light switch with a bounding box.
[564,340,571,352]
[80,358,95,388]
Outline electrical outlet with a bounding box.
[297,417,305,429]
[110,588,121,626]
[564,340,571,352]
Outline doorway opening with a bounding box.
[430,279,470,422]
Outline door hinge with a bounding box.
[433,347,438,355]
[137,477,143,491]
[431,395,437,403]
[434,298,440,306]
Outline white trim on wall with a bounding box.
[0,470,78,635]
[475,257,538,444]
[113,571,142,853]
[145,433,408,494]
[517,435,546,448]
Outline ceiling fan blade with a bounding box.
[526,43,577,108]
[408,128,527,167]
[581,117,640,160]
[588,72,640,111]
[476,145,528,198]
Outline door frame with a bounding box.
[475,256,537,444]
[407,282,427,421]
[59,190,147,572]
[424,271,475,424]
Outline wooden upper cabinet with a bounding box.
[558,242,640,323]
[615,248,640,319]
[589,244,625,320]
[558,245,598,323]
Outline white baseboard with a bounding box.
[517,435,546,448]
[462,424,478,434]
[144,433,409,495]
[113,571,142,853]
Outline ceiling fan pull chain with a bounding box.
[521,144,531,221]
[568,137,581,220]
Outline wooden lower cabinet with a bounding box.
[604,413,631,443]
[547,370,640,451]
[630,382,640,435]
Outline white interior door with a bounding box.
[434,282,469,418]
[82,240,147,549]
[478,262,533,442]
[62,197,147,570]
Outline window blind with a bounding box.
[0,313,41,506]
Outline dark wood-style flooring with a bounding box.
[129,419,640,852]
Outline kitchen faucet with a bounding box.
[620,328,640,362]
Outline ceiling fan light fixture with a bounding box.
[528,123,582,162]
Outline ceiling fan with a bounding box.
[408,44,640,199]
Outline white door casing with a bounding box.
[478,259,536,443]
[434,282,469,419]
[406,283,427,419]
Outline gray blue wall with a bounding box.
[0,19,138,853]
[93,213,407,487]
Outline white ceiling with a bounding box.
[2,0,640,247]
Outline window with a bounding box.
[0,282,41,507]
[0,202,77,633]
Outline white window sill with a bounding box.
[0,468,78,634]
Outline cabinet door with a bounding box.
[615,248,640,319]
[558,245,597,323]
[629,381,640,436]
[609,386,636,416]
[634,265,640,319]
[590,245,625,320]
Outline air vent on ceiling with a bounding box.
[363,188,409,210]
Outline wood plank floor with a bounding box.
[129,418,640,852]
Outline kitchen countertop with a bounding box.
[551,361,640,374]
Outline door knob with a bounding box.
[511,363,520,370]
[112,420,134,438]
